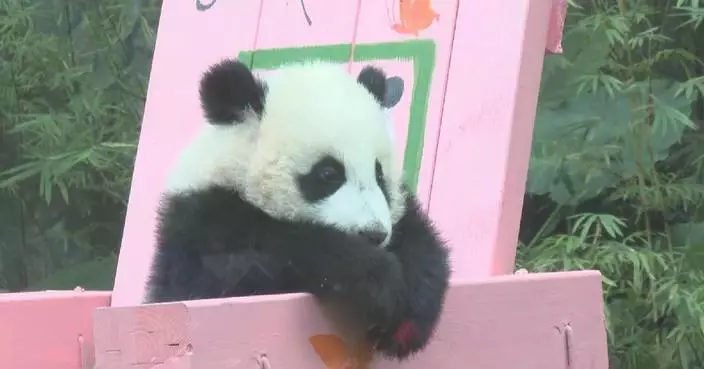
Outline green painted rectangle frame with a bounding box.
[237,39,436,192]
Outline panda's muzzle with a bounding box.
[359,230,389,246]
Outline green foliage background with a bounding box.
[1,0,703,367]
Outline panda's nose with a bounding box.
[359,230,389,246]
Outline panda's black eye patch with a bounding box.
[318,165,343,183]
[297,156,346,203]
[375,160,384,183]
[375,159,390,203]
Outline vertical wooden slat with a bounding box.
[428,0,557,280]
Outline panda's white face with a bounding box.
[165,60,405,247]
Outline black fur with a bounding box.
[297,155,347,203]
[199,59,266,124]
[375,160,390,203]
[357,66,387,105]
[383,76,404,108]
[146,186,451,360]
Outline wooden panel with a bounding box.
[93,271,609,369]
[427,0,566,280]
[110,0,569,306]
[111,0,264,307]
[247,0,361,68]
[350,0,459,205]
[0,290,111,369]
[546,0,568,54]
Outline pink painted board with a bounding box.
[252,0,360,62]
[546,0,568,54]
[428,0,557,281]
[111,1,264,307]
[0,290,111,369]
[93,271,609,369]
[350,0,458,209]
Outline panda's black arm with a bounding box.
[261,220,410,333]
[146,191,251,303]
[149,186,410,331]
[379,192,451,358]
[147,188,296,303]
[146,240,231,303]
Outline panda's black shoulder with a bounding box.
[147,186,299,302]
[155,186,269,253]
[159,186,253,222]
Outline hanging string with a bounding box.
[347,0,364,72]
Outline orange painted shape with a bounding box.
[309,334,373,369]
[93,272,609,369]
[0,290,111,369]
[110,0,264,307]
[390,0,441,36]
[309,334,352,368]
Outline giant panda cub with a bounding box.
[145,58,451,359]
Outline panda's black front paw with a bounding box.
[371,318,436,360]
[366,287,445,360]
[343,252,407,337]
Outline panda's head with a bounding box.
[166,59,405,247]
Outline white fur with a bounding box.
[166,61,405,247]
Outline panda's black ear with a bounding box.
[199,59,266,125]
[357,65,387,106]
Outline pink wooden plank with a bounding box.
[252,0,360,66]
[351,0,458,209]
[428,0,559,280]
[0,290,111,369]
[546,0,568,54]
[111,0,264,307]
[93,271,608,369]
